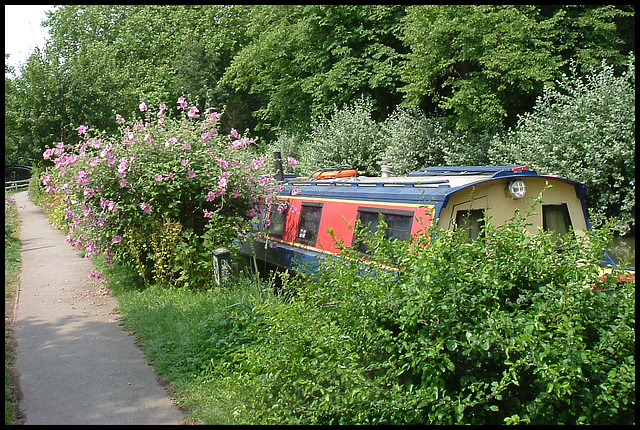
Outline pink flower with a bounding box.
[251,156,265,170]
[203,209,212,218]
[205,190,216,202]
[218,158,229,169]
[155,174,163,182]
[287,157,298,167]
[186,171,196,179]
[65,234,74,244]
[218,172,229,189]
[187,106,200,118]
[112,235,122,244]
[181,159,190,167]
[43,148,54,158]
[140,202,153,214]
[207,111,221,123]
[139,102,148,112]
[230,128,239,138]
[158,103,166,116]
[77,170,88,185]
[291,187,301,196]
[77,125,88,135]
[177,97,188,110]
[116,114,125,124]
[88,270,102,280]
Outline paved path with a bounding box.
[12,191,185,425]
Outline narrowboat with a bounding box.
[239,165,618,274]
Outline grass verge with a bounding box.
[5,190,22,425]
[93,256,275,424]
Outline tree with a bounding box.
[221,5,407,136]
[5,48,70,166]
[401,5,634,130]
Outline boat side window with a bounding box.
[356,207,414,254]
[455,209,485,240]
[268,200,288,238]
[296,202,324,246]
[543,203,573,241]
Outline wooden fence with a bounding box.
[5,179,31,191]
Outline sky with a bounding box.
[5,5,55,74]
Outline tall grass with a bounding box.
[5,190,22,424]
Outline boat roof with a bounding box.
[278,165,586,206]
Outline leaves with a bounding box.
[206,209,634,424]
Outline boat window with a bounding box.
[543,204,573,241]
[356,207,414,254]
[455,209,485,240]
[296,202,324,246]
[268,200,288,238]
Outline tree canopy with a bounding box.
[6,4,633,164]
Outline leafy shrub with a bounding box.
[40,99,280,287]
[270,100,496,178]
[208,202,634,424]
[292,97,386,176]
[381,108,496,175]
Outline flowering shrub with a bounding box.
[41,98,282,287]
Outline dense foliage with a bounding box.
[4,192,22,425]
[104,206,635,425]
[401,5,634,129]
[5,5,634,159]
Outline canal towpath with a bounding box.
[11,190,185,425]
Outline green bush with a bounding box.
[381,108,496,175]
[281,97,386,176]
[207,205,634,424]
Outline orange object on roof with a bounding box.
[312,167,358,180]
